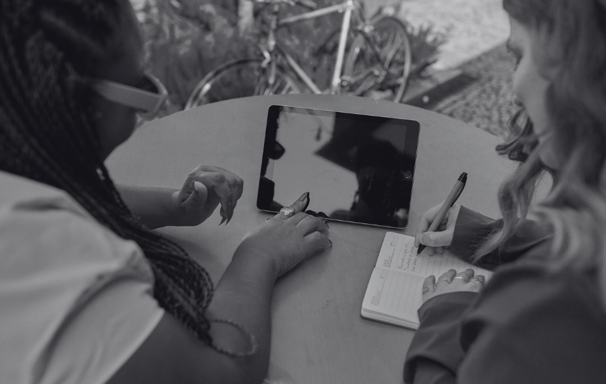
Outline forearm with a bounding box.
[105,250,278,384]
[404,292,477,384]
[205,247,279,384]
[450,206,552,269]
[117,184,178,229]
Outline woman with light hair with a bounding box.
[406,0,606,382]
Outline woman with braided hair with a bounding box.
[0,1,330,383]
[403,0,606,382]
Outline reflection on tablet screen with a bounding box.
[257,105,420,229]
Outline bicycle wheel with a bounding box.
[185,58,302,109]
[343,16,412,103]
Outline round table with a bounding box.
[107,94,515,384]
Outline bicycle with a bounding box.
[185,0,413,108]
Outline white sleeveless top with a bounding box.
[0,171,164,384]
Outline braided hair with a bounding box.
[0,0,216,347]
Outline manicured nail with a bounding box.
[302,192,310,211]
[299,191,310,201]
[219,217,226,226]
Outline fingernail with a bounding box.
[219,217,226,226]
[299,192,310,201]
[328,239,333,247]
[302,192,310,211]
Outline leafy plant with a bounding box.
[134,0,446,116]
[136,0,256,118]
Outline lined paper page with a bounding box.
[362,268,424,325]
[376,232,490,277]
[361,232,493,328]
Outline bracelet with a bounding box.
[207,317,259,358]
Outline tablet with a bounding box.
[256,105,420,229]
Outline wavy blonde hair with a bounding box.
[476,0,606,302]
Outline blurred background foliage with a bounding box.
[133,0,447,118]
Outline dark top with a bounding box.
[403,207,606,383]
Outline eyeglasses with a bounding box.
[91,72,168,119]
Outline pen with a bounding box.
[417,172,467,254]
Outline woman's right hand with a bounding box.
[235,192,331,278]
[415,203,461,256]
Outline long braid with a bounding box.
[0,0,219,349]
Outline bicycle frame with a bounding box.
[264,0,372,94]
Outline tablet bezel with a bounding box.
[256,104,420,229]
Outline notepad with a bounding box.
[361,232,492,330]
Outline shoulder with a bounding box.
[460,258,606,383]
[0,171,147,274]
[0,172,163,384]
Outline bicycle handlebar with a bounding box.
[254,0,318,11]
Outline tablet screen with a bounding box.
[257,105,420,229]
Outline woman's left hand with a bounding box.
[422,269,486,304]
[170,165,244,226]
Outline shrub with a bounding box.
[134,0,446,116]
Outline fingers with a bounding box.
[303,231,333,256]
[295,214,330,236]
[414,203,444,247]
[469,274,486,287]
[185,166,243,224]
[191,181,209,206]
[290,192,310,215]
[415,204,460,248]
[435,269,457,287]
[422,275,436,297]
[304,210,328,219]
[418,230,453,249]
[276,192,310,220]
[268,192,332,261]
[431,246,444,256]
[209,172,239,224]
[422,268,486,304]
[198,173,233,225]
[441,270,486,291]
[452,269,475,283]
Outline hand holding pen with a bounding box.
[415,172,467,255]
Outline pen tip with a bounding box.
[459,172,468,183]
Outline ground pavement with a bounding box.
[369,0,514,139]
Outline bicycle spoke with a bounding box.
[185,59,303,107]
[343,16,412,103]
[270,78,287,94]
